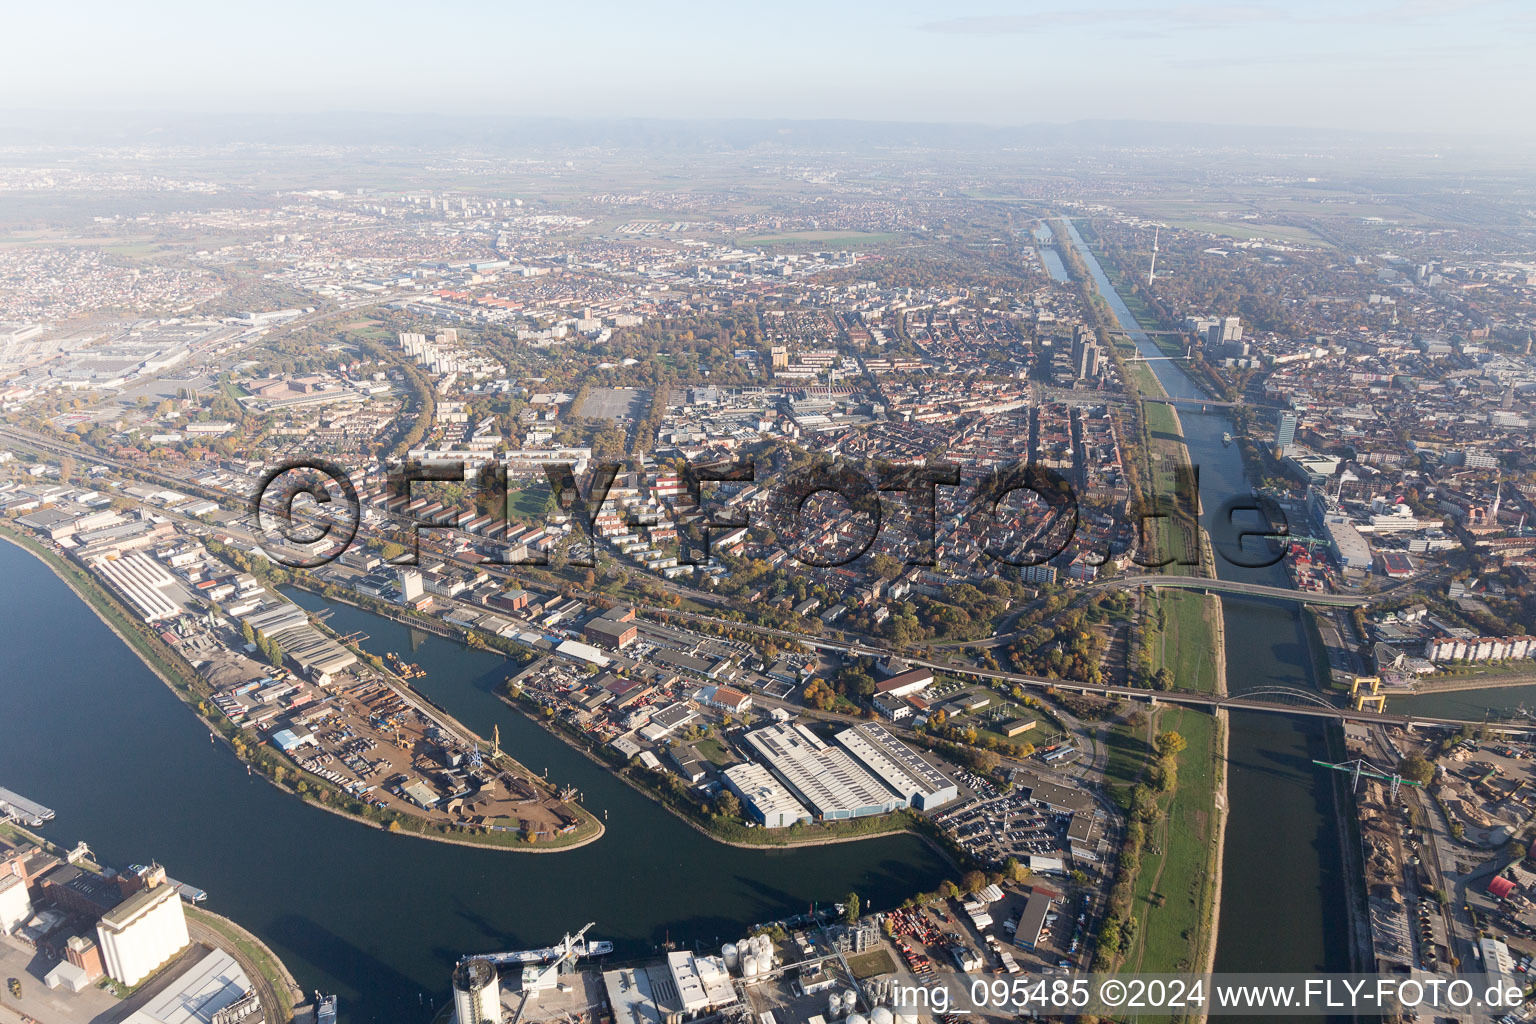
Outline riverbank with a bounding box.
[295,579,949,854]
[1064,217,1228,987]
[1406,672,1536,694]
[0,525,603,855]
[186,906,305,1023]
[277,581,607,853]
[1202,609,1230,980]
[491,683,967,863]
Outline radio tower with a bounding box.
[1147,225,1159,284]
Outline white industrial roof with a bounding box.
[122,948,249,1024]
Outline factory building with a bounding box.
[121,947,251,1024]
[666,951,736,1015]
[603,964,684,1024]
[1015,890,1056,950]
[721,763,810,828]
[96,882,190,987]
[742,723,905,821]
[833,723,958,811]
[90,551,182,622]
[239,603,357,681]
[0,873,31,934]
[453,958,502,1024]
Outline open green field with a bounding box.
[508,482,553,520]
[1163,218,1324,245]
[694,735,732,765]
[846,949,898,979]
[1104,716,1151,809]
[1148,591,1222,693]
[1124,705,1221,976]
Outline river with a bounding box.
[1032,222,1071,284]
[0,542,949,1023]
[1059,220,1356,977]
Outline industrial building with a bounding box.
[0,873,31,934]
[121,948,251,1024]
[832,723,957,811]
[742,723,905,821]
[1015,890,1056,950]
[584,606,639,650]
[90,550,183,622]
[873,668,933,698]
[239,603,357,681]
[1322,514,1372,572]
[721,762,810,828]
[453,957,501,1024]
[96,882,190,987]
[602,964,683,1024]
[666,951,736,1015]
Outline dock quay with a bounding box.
[0,785,55,826]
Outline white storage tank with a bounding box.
[722,943,739,970]
[843,990,859,1013]
[896,1011,918,1024]
[872,1007,894,1024]
[828,992,843,1019]
[847,1012,868,1024]
[743,955,760,979]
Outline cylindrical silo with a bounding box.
[828,991,843,1018]
[743,955,760,979]
[872,1006,894,1024]
[843,990,859,1013]
[847,1011,868,1024]
[452,958,500,1024]
[722,943,739,970]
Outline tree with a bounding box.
[241,620,256,645]
[1154,730,1187,757]
[844,892,861,924]
[1398,754,1435,785]
[716,790,742,820]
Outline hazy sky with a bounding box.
[7,0,1531,136]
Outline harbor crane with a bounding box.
[1312,758,1423,800]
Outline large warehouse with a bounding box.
[240,602,357,682]
[721,762,810,828]
[834,723,958,810]
[742,723,905,821]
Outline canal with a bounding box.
[0,542,949,1023]
[1059,220,1356,976]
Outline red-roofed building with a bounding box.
[1489,875,1518,900]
